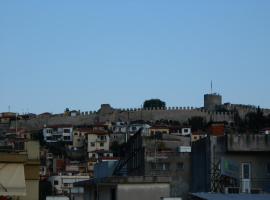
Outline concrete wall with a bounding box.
[192,135,270,193]
[227,134,270,152]
[20,180,39,200]
[99,186,112,200]
[117,183,170,200]
[222,153,270,192]
[25,141,40,160]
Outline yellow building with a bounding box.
[149,125,170,136]
[191,131,207,142]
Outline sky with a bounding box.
[1,1,270,114]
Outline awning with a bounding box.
[0,163,26,196]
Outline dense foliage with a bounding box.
[143,99,166,109]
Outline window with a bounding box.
[177,162,184,170]
[156,163,170,170]
[151,163,156,170]
[91,142,95,147]
[63,136,70,140]
[64,129,71,133]
[46,136,52,141]
[54,180,59,185]
[243,163,250,179]
[267,163,270,174]
[14,142,25,151]
[183,128,189,133]
[98,135,106,141]
[132,126,137,131]
[163,163,170,170]
[100,142,104,147]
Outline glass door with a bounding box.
[241,163,251,193]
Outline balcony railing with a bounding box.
[96,138,107,142]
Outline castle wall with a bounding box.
[10,114,97,129]
[13,105,265,129]
[98,107,233,123]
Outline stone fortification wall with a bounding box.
[11,105,235,129]
[11,114,97,129]
[96,105,233,123]
[223,103,270,118]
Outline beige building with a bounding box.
[73,128,89,148]
[0,141,40,200]
[87,130,110,153]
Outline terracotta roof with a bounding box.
[86,130,109,135]
[74,128,93,132]
[150,125,169,129]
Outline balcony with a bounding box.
[227,134,270,152]
[96,138,107,142]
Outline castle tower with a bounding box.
[204,93,222,111]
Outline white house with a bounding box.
[49,174,89,197]
[43,125,73,143]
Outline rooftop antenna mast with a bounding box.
[211,80,213,94]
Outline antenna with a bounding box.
[211,80,213,94]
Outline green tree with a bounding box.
[245,107,265,132]
[188,116,206,131]
[143,99,166,109]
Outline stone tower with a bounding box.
[204,93,222,111]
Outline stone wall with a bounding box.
[96,106,234,123]
[13,103,270,129]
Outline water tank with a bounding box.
[204,93,222,111]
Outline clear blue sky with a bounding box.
[1,1,270,114]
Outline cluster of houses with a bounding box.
[1,111,270,200]
[40,120,270,200]
[40,122,194,199]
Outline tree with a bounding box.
[143,99,166,109]
[245,107,265,132]
[188,116,206,131]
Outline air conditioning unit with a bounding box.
[177,146,191,153]
[224,187,240,194]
